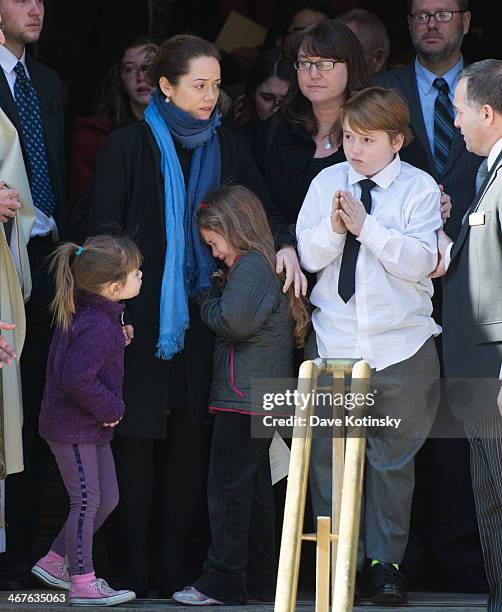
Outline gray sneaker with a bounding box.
[172,586,223,606]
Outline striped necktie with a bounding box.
[433,77,455,177]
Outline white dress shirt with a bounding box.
[297,154,442,371]
[0,45,56,238]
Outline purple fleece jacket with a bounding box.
[39,292,126,445]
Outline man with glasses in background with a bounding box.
[375,0,487,597]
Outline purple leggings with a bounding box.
[48,442,119,576]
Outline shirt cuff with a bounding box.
[357,213,387,254]
[499,362,502,381]
[321,215,347,246]
[444,242,453,271]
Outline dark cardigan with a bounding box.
[88,122,274,437]
[253,112,345,246]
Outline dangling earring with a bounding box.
[165,96,170,104]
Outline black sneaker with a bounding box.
[368,562,407,605]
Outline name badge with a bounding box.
[469,212,485,226]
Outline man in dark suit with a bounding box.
[0,0,66,583]
[434,58,502,612]
[375,0,487,593]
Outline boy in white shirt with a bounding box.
[297,86,442,605]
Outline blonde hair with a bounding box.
[197,184,310,347]
[340,86,413,145]
[50,235,143,331]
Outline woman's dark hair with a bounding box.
[236,47,292,125]
[282,19,368,138]
[147,34,231,115]
[95,35,158,130]
[246,47,292,100]
[265,0,334,46]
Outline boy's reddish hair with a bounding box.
[340,86,414,146]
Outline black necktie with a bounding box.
[433,77,455,177]
[337,179,376,303]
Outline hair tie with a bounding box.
[75,246,84,256]
[199,202,208,209]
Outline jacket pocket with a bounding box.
[228,343,245,398]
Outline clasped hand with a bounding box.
[331,190,366,236]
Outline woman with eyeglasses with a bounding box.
[69,37,158,207]
[253,19,368,249]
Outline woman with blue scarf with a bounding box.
[87,34,302,599]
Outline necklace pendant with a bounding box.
[323,137,333,150]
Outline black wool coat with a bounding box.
[88,122,272,438]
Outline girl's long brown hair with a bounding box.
[49,235,143,331]
[197,184,310,347]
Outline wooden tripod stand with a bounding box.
[274,358,372,612]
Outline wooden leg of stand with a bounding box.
[331,370,345,593]
[332,361,371,612]
[275,360,318,612]
[316,516,331,612]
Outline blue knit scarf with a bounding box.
[145,89,221,360]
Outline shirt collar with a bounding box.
[0,45,27,75]
[415,55,463,96]
[487,137,502,172]
[348,153,402,190]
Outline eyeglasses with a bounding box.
[121,63,151,80]
[409,10,466,24]
[294,60,346,71]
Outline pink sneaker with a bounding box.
[31,555,71,590]
[172,586,223,606]
[69,577,136,607]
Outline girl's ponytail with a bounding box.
[49,242,80,331]
[48,235,143,332]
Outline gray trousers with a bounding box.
[306,335,439,566]
[464,418,502,612]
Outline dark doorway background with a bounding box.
[35,0,499,124]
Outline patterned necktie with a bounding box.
[433,77,455,177]
[337,179,376,303]
[13,61,56,218]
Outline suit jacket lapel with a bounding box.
[450,148,502,261]
[0,70,22,138]
[442,129,464,177]
[26,56,51,138]
[404,64,436,176]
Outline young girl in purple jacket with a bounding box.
[31,235,142,607]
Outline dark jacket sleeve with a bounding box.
[87,131,128,236]
[200,253,280,340]
[252,116,296,247]
[61,319,125,423]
